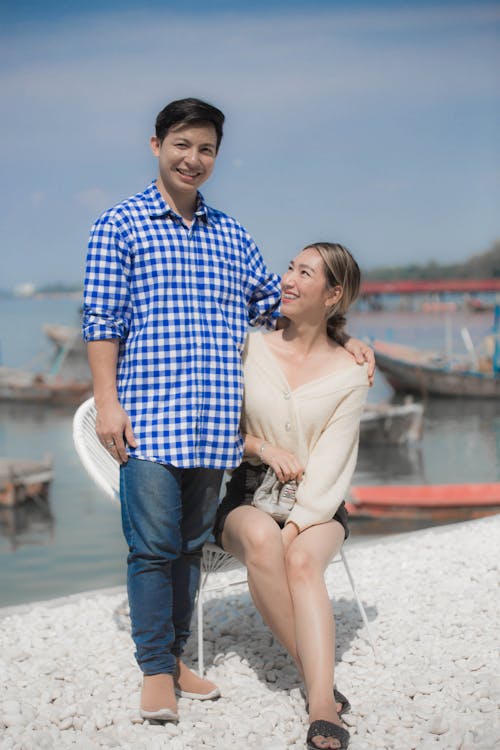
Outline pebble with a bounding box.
[1,516,499,749]
[428,714,449,734]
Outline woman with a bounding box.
[215,242,369,750]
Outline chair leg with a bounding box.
[197,571,209,677]
[340,549,377,657]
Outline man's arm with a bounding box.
[87,339,136,463]
[242,234,282,329]
[83,212,136,461]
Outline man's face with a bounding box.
[150,122,218,203]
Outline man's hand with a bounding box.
[96,402,137,464]
[344,336,375,386]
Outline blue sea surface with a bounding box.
[0,298,499,606]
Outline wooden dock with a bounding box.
[0,457,53,507]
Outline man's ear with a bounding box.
[150,136,160,157]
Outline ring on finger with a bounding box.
[106,441,115,449]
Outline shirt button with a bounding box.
[285,422,292,431]
[283,391,290,399]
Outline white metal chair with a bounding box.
[73,397,376,675]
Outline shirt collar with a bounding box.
[145,180,211,225]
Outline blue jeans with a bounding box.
[120,457,223,675]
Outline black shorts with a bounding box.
[214,461,350,549]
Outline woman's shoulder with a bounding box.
[318,347,369,393]
[327,344,368,381]
[243,329,269,361]
[245,329,279,353]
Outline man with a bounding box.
[82,97,373,722]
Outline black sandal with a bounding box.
[333,688,351,717]
[305,686,351,717]
[306,720,350,749]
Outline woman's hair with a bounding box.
[304,242,361,344]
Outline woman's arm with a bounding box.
[244,434,303,484]
[285,383,368,532]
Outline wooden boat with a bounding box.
[43,323,84,353]
[0,367,92,406]
[421,301,457,314]
[466,298,496,313]
[347,482,500,521]
[372,339,500,399]
[0,321,91,406]
[360,400,423,444]
[0,457,53,507]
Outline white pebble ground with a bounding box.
[1,516,499,750]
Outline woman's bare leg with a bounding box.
[284,521,345,750]
[222,510,345,714]
[221,506,300,662]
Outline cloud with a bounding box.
[0,2,498,286]
[1,5,499,112]
[75,188,113,213]
[31,191,45,208]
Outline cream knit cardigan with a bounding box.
[241,331,369,531]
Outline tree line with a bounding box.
[364,239,500,280]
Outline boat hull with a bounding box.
[360,401,423,444]
[0,379,92,406]
[373,340,500,398]
[347,482,500,521]
[0,458,53,507]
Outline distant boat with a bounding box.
[372,339,500,399]
[0,326,91,406]
[466,298,496,313]
[360,400,423,444]
[347,482,500,522]
[0,367,92,406]
[0,456,53,507]
[420,301,457,314]
[43,323,85,354]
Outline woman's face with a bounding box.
[280,247,341,320]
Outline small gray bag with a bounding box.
[252,467,297,523]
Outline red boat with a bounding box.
[347,482,500,521]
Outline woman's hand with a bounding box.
[260,443,303,483]
[243,434,303,482]
[343,336,375,385]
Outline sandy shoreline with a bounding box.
[1,516,499,749]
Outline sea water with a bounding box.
[0,298,499,606]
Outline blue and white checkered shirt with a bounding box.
[82,181,281,469]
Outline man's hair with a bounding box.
[155,98,225,150]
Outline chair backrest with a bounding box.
[73,397,120,504]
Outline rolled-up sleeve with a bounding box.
[286,384,368,531]
[243,234,281,329]
[82,214,133,342]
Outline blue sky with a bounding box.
[1,0,499,288]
